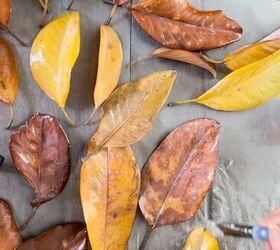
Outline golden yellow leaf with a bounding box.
[90,70,176,150]
[169,50,280,111]
[80,146,140,250]
[30,12,80,125]
[85,25,123,124]
[184,227,220,250]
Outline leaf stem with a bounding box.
[40,0,49,27]
[201,53,224,64]
[84,106,98,125]
[140,227,153,250]
[37,0,49,12]
[67,0,76,10]
[168,99,196,107]
[130,55,153,66]
[62,108,76,127]
[105,3,118,25]
[5,104,14,130]
[0,24,27,47]
[19,206,38,231]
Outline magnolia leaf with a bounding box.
[30,12,80,126]
[153,48,216,77]
[9,113,71,208]
[85,25,123,124]
[0,199,22,250]
[130,0,242,51]
[17,223,87,250]
[140,119,220,228]
[184,227,220,250]
[169,50,280,111]
[0,37,19,129]
[89,71,176,152]
[81,146,140,250]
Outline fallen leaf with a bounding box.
[80,146,140,250]
[153,48,216,77]
[30,12,80,126]
[139,119,220,228]
[89,70,176,152]
[130,0,242,51]
[169,49,280,111]
[0,199,22,250]
[0,0,11,26]
[0,37,19,129]
[17,223,87,250]
[0,155,4,166]
[85,25,123,124]
[9,113,71,208]
[184,227,220,250]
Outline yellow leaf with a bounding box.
[85,25,123,124]
[80,146,140,250]
[184,227,220,250]
[30,12,80,125]
[169,50,280,111]
[90,70,176,150]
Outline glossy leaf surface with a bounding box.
[153,48,216,77]
[139,119,220,228]
[81,146,140,250]
[9,113,71,207]
[130,0,242,51]
[0,0,11,26]
[91,71,176,150]
[30,12,80,109]
[17,223,87,250]
[0,199,21,250]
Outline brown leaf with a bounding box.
[153,48,216,77]
[130,0,242,51]
[9,113,71,208]
[114,0,129,5]
[17,223,87,250]
[0,199,21,250]
[139,118,220,228]
[0,0,11,26]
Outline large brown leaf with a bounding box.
[17,223,87,250]
[139,118,220,228]
[0,0,11,26]
[9,113,71,208]
[130,0,242,51]
[0,199,21,250]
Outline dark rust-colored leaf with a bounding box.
[139,118,220,228]
[9,113,71,208]
[0,199,21,250]
[0,0,11,26]
[17,223,87,250]
[130,0,242,51]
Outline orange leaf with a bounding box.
[0,0,11,26]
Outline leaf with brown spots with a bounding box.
[0,199,21,250]
[130,0,242,51]
[80,145,140,250]
[139,119,220,228]
[153,48,216,77]
[17,223,87,250]
[9,113,71,210]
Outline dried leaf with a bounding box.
[0,154,4,166]
[169,49,280,111]
[130,0,242,51]
[153,48,216,77]
[9,113,71,208]
[0,37,19,129]
[17,223,87,250]
[80,146,140,250]
[139,119,220,228]
[86,25,123,124]
[0,0,11,26]
[89,71,176,151]
[30,12,80,125]
[183,227,220,250]
[0,199,22,250]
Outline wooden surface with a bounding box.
[1,0,280,249]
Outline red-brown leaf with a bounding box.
[17,223,87,250]
[114,0,129,5]
[9,113,71,208]
[139,118,220,228]
[0,0,11,26]
[0,199,21,250]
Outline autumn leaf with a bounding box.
[169,49,280,111]
[88,70,176,153]
[17,223,87,250]
[9,113,71,210]
[153,48,216,77]
[85,25,123,124]
[0,37,19,129]
[0,155,4,166]
[30,12,80,126]
[80,146,140,250]
[140,119,220,228]
[130,0,242,51]
[0,199,22,250]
